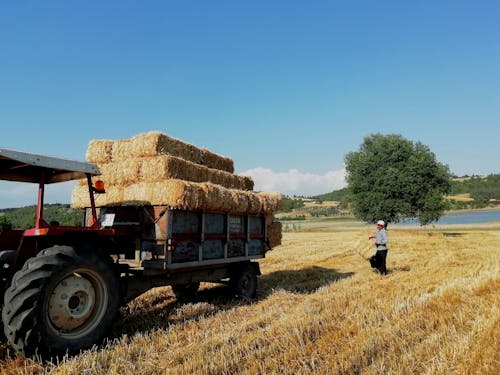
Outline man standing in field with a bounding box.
[369,220,388,275]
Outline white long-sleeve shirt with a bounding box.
[375,228,388,251]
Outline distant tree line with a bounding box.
[280,197,305,213]
[0,204,84,230]
[449,174,500,208]
[313,188,350,210]
[279,173,500,216]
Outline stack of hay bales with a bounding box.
[72,131,283,247]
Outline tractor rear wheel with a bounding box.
[2,245,120,358]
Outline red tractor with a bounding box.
[0,148,267,358]
[0,148,120,358]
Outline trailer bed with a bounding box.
[91,206,268,273]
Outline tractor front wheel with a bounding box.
[0,250,16,341]
[2,245,120,358]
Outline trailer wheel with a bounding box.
[2,245,120,358]
[230,262,258,298]
[0,250,16,341]
[171,282,200,301]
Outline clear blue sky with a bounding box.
[1,1,499,207]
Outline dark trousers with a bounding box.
[370,250,388,275]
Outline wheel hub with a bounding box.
[48,274,96,331]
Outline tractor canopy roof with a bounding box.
[0,148,100,184]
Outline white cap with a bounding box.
[377,220,385,226]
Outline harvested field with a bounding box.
[1,224,498,374]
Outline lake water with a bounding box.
[399,209,500,225]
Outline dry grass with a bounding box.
[1,225,499,374]
[445,194,474,202]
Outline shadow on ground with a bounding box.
[259,266,355,295]
[0,265,355,362]
[111,266,355,339]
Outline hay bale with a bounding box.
[258,192,285,213]
[77,160,142,187]
[138,155,252,190]
[206,169,254,191]
[86,140,113,163]
[73,178,280,215]
[121,131,234,173]
[71,185,124,208]
[139,155,208,184]
[267,221,282,248]
[110,159,142,186]
[111,139,133,161]
[122,180,205,210]
[246,192,263,215]
[201,148,234,174]
[123,182,153,205]
[117,180,259,214]
[103,186,125,206]
[200,183,235,212]
[240,175,254,191]
[128,131,202,163]
[229,190,249,213]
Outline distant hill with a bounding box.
[278,173,500,217]
[313,187,350,203]
[449,174,500,205]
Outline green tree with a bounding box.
[279,197,305,213]
[345,134,451,225]
[0,214,12,231]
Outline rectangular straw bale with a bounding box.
[104,186,125,205]
[162,180,205,210]
[123,180,256,213]
[74,176,280,215]
[129,132,203,164]
[200,183,235,212]
[139,155,208,184]
[258,192,285,213]
[110,159,142,186]
[71,185,89,208]
[123,182,156,205]
[201,148,234,173]
[139,155,252,190]
[206,170,254,191]
[123,180,204,210]
[229,190,249,213]
[240,175,254,191]
[86,140,113,163]
[77,160,141,187]
[111,139,133,161]
[125,131,234,173]
[71,185,124,208]
[246,192,263,215]
[267,221,282,248]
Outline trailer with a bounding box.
[92,205,268,301]
[0,148,269,358]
